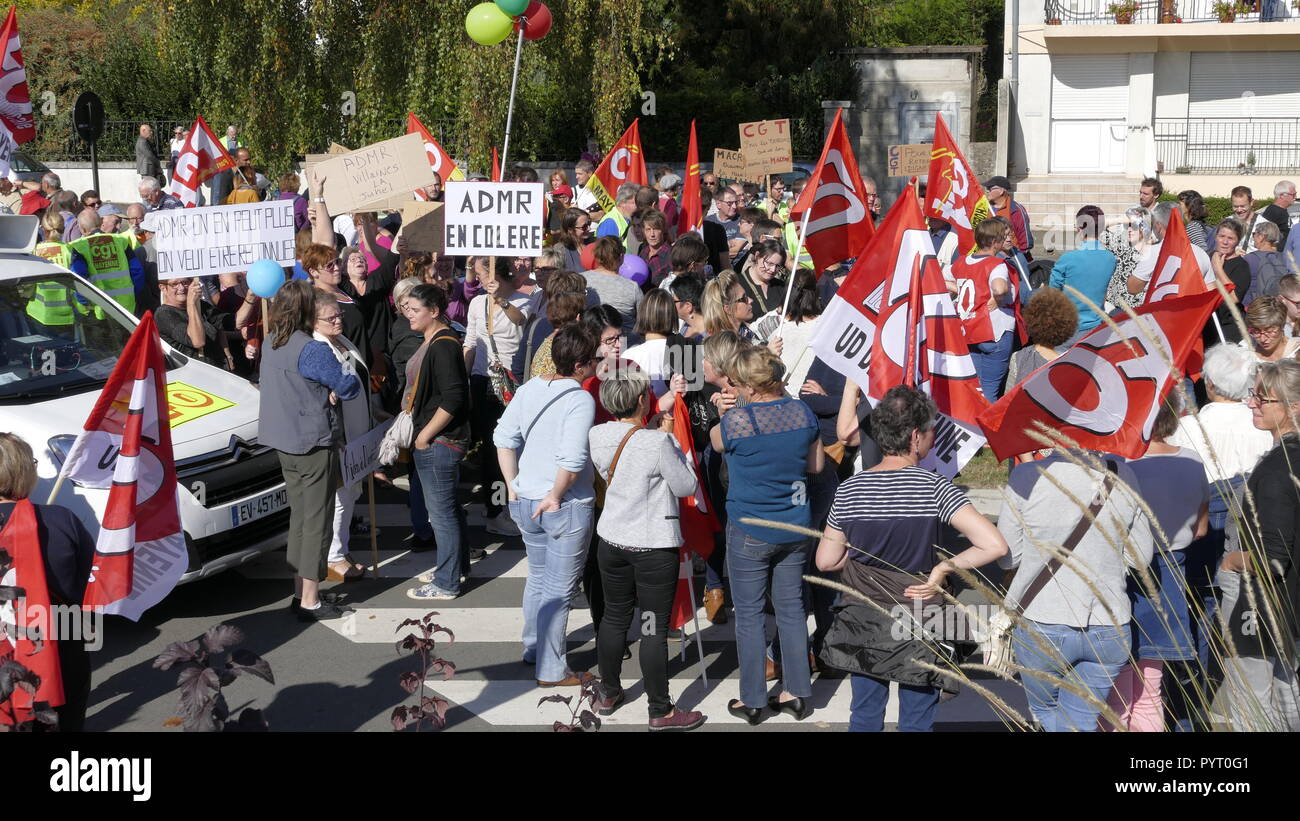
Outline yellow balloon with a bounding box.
[465,2,513,45]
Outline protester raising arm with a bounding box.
[308,171,334,248]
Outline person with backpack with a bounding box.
[1244,221,1289,303]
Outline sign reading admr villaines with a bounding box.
[444,181,545,257]
[155,200,296,280]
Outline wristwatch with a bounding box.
[312,197,326,203]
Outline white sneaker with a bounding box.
[417,569,435,584]
[485,512,520,536]
[406,583,457,601]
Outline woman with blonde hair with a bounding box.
[0,433,96,730]
[702,269,756,340]
[1245,296,1300,362]
[711,346,822,723]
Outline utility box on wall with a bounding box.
[826,46,986,200]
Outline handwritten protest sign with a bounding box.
[713,148,762,184]
[317,133,433,214]
[342,418,395,488]
[888,144,932,177]
[444,181,545,256]
[153,200,295,280]
[739,119,793,175]
[396,201,445,252]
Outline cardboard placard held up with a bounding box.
[316,133,434,215]
[888,144,932,177]
[713,148,763,184]
[396,201,445,252]
[739,119,793,175]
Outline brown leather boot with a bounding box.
[703,589,727,624]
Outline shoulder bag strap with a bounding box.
[405,332,460,413]
[1013,459,1120,615]
[605,424,644,485]
[521,386,582,450]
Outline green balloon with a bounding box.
[495,0,529,15]
[465,2,513,45]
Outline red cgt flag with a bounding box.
[669,393,719,630]
[1143,208,1211,305]
[808,182,989,477]
[56,313,186,620]
[168,116,235,207]
[677,119,703,235]
[407,112,465,196]
[0,6,35,145]
[788,108,875,275]
[587,120,647,215]
[977,290,1221,460]
[924,113,989,255]
[0,498,64,725]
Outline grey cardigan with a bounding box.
[589,422,698,550]
[996,452,1154,628]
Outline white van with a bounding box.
[0,216,287,583]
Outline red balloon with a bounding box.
[520,1,552,40]
[580,242,597,272]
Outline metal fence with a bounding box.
[28,114,193,163]
[1044,0,1293,24]
[1155,117,1300,174]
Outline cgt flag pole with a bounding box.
[499,26,526,171]
[775,207,812,341]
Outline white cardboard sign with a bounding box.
[153,200,295,280]
[443,181,545,257]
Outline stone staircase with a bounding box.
[1011,175,1142,251]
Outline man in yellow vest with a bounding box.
[67,210,144,316]
[595,183,639,252]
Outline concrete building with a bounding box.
[1002,0,1300,229]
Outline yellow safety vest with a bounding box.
[24,280,76,327]
[34,240,72,269]
[68,233,135,313]
[784,220,813,270]
[599,209,632,252]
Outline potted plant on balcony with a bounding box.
[1159,0,1179,22]
[1109,0,1140,22]
[1212,0,1249,21]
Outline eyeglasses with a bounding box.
[84,200,101,208]
[719,199,738,207]
[600,334,621,346]
[127,216,144,223]
[1248,390,1282,405]
[1249,326,1282,338]
[317,313,343,324]
[727,294,752,305]
[758,258,782,270]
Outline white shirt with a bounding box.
[573,183,598,212]
[1166,402,1273,484]
[462,292,534,378]
[1131,242,1162,283]
[333,214,358,246]
[624,337,670,397]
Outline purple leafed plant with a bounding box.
[539,678,602,733]
[152,624,274,732]
[391,611,456,732]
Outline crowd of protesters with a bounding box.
[12,127,1300,733]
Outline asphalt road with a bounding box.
[85,477,1028,733]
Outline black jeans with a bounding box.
[596,540,678,719]
[469,374,507,518]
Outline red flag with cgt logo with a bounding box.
[977,290,1221,460]
[788,108,875,276]
[407,112,465,196]
[587,120,647,216]
[55,313,186,621]
[168,116,235,207]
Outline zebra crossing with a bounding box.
[235,499,1029,731]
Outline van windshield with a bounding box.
[0,272,171,401]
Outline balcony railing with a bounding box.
[1045,0,1293,25]
[1154,117,1300,173]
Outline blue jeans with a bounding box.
[849,674,940,732]
[1132,548,1198,662]
[771,465,838,663]
[511,497,594,683]
[726,523,812,708]
[1014,620,1131,732]
[701,444,728,592]
[408,464,433,542]
[969,333,1013,401]
[412,441,467,593]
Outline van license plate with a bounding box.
[230,487,288,527]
